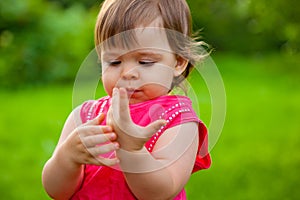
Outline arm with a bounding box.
[42,106,119,200]
[120,123,199,200]
[108,88,199,200]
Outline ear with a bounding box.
[174,56,189,77]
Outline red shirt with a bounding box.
[71,95,211,199]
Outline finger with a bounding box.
[144,119,167,138]
[84,113,106,125]
[106,108,113,126]
[95,156,120,166]
[82,133,117,148]
[112,88,120,111]
[111,88,120,121]
[112,88,131,122]
[88,142,119,157]
[84,155,120,166]
[118,87,130,117]
[77,125,112,137]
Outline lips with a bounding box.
[125,88,141,97]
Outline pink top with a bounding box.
[71,95,211,200]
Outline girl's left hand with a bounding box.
[106,88,166,152]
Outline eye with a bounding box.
[139,60,156,66]
[108,60,121,66]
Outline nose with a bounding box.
[121,65,139,80]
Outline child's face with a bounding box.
[101,28,185,104]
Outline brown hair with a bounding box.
[95,0,208,88]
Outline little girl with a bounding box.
[42,0,211,199]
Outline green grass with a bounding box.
[186,53,300,199]
[0,53,299,199]
[0,86,73,199]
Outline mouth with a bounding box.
[125,88,142,97]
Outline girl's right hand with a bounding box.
[59,113,120,167]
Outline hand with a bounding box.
[59,113,120,166]
[106,88,166,151]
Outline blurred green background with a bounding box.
[0,0,299,199]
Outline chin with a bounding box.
[128,99,143,104]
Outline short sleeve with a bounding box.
[193,122,211,172]
[80,100,98,123]
[145,97,211,172]
[80,96,110,124]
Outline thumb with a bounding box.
[85,113,106,125]
[143,119,167,138]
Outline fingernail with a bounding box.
[104,126,112,132]
[109,133,116,139]
[97,113,105,124]
[113,88,118,94]
[114,142,119,149]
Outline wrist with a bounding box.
[116,147,162,173]
[118,144,143,152]
[54,144,83,170]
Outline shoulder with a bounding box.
[55,96,110,147]
[155,95,199,129]
[54,104,82,148]
[145,95,200,151]
[80,96,111,123]
[132,95,196,122]
[145,95,211,171]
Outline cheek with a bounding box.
[102,73,117,96]
[143,84,169,99]
[143,70,174,89]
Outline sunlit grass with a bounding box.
[186,53,300,199]
[0,53,299,199]
[0,85,73,199]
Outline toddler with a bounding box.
[42,0,211,199]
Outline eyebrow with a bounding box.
[136,51,163,59]
[102,49,164,60]
[102,52,120,59]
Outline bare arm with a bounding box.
[42,106,83,199]
[42,106,119,199]
[108,88,199,200]
[118,123,198,200]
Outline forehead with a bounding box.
[99,27,174,55]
